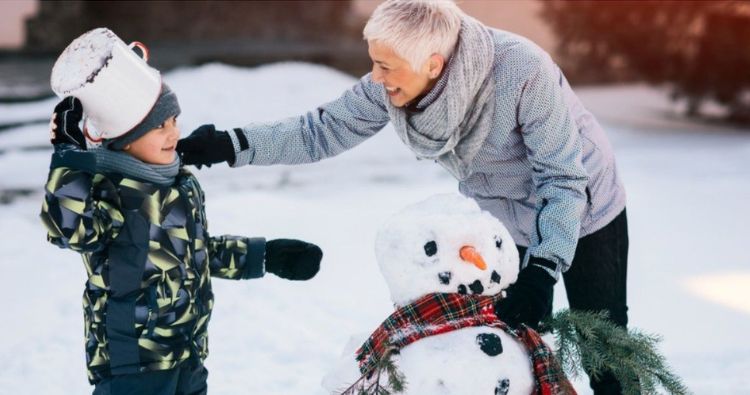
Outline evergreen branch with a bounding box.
[335,345,407,395]
[543,309,691,395]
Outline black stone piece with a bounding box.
[495,378,510,395]
[424,240,438,256]
[495,238,502,249]
[438,271,452,285]
[468,279,484,294]
[457,284,467,295]
[491,270,501,284]
[476,333,503,357]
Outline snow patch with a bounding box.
[50,28,118,95]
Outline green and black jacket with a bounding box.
[40,148,266,384]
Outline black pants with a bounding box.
[518,209,630,395]
[92,360,208,395]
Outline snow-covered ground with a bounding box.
[0,63,748,394]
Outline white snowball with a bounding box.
[395,327,534,395]
[375,193,519,307]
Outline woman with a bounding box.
[177,1,629,393]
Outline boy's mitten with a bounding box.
[50,96,86,149]
[494,257,556,330]
[176,124,236,168]
[265,239,322,281]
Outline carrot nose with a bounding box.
[459,246,487,270]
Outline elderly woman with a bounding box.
[177,1,629,393]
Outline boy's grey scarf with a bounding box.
[93,148,179,186]
[386,16,496,180]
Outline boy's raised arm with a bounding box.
[40,98,124,253]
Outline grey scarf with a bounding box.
[386,16,496,180]
[93,148,179,186]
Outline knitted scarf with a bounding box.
[386,15,496,181]
[355,293,576,395]
[93,148,179,186]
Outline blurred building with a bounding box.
[23,1,369,73]
[0,1,37,49]
[19,0,556,71]
[1,0,556,102]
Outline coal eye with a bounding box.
[424,241,437,256]
[495,238,502,249]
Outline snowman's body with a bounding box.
[323,194,537,395]
[392,326,534,394]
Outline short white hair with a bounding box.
[363,0,464,71]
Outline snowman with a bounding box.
[323,194,573,395]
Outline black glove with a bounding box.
[265,239,322,281]
[176,124,236,168]
[50,96,86,149]
[494,258,556,330]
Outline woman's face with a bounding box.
[368,41,441,108]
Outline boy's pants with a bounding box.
[93,360,208,395]
[517,208,632,395]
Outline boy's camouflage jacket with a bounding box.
[40,149,266,383]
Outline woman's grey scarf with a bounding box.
[386,16,496,180]
[93,148,179,186]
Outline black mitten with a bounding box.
[265,239,322,281]
[494,258,556,330]
[51,96,86,149]
[176,124,236,168]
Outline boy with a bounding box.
[40,86,323,395]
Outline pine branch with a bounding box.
[334,346,407,395]
[543,310,691,395]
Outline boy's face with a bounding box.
[125,116,179,165]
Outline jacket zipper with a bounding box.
[179,178,202,354]
[146,287,158,338]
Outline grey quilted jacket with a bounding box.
[229,29,626,272]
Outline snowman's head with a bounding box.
[376,194,519,307]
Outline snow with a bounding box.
[1,62,749,394]
[390,327,534,395]
[50,28,118,95]
[374,193,518,307]
[324,326,535,395]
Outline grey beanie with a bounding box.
[105,83,181,150]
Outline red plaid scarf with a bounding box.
[355,293,576,395]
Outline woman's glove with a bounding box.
[494,257,556,330]
[176,124,236,168]
[265,239,322,281]
[50,96,86,149]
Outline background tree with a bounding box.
[539,0,750,124]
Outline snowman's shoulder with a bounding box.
[321,332,370,393]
